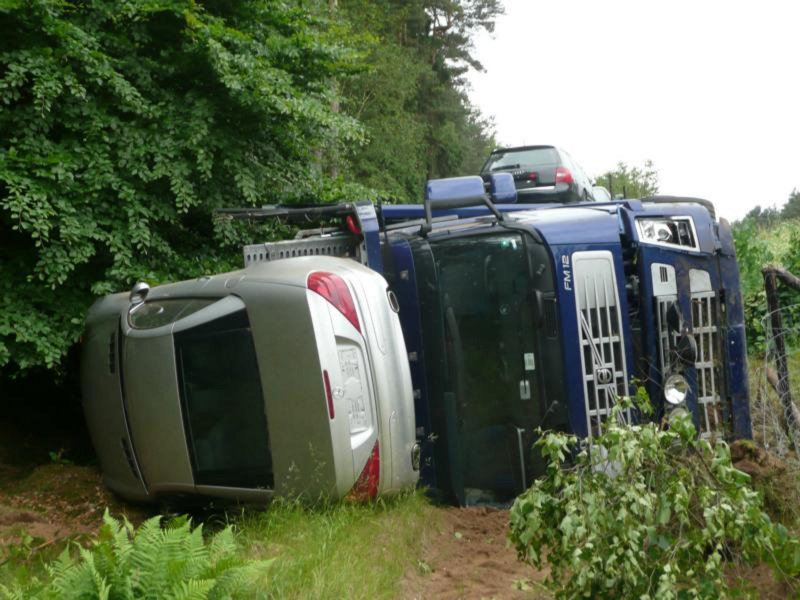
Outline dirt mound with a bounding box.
[402,506,550,599]
[0,463,149,557]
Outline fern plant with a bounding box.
[1,511,272,599]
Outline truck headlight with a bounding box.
[664,374,689,406]
[640,219,674,243]
[668,406,690,426]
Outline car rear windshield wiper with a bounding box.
[490,164,520,171]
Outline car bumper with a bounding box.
[515,183,579,203]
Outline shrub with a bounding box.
[0,0,363,372]
[733,218,800,353]
[508,397,800,599]
[0,511,272,599]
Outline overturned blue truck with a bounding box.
[228,173,752,505]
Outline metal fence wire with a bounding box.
[753,303,800,460]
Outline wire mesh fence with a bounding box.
[752,303,800,460]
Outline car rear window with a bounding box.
[484,148,558,172]
[174,309,273,489]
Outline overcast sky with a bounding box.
[466,0,800,222]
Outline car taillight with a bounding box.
[322,369,335,419]
[527,172,538,181]
[307,272,361,333]
[555,167,574,184]
[348,440,380,501]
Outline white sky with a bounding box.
[466,0,800,222]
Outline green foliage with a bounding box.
[0,0,501,373]
[732,215,800,353]
[732,218,774,352]
[742,204,782,228]
[338,0,499,202]
[594,160,659,199]
[737,189,800,226]
[0,0,362,372]
[0,511,272,599]
[509,397,798,599]
[339,36,429,201]
[231,491,432,598]
[782,188,800,220]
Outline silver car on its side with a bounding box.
[81,256,419,505]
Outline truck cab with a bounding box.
[233,174,751,505]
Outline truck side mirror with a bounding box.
[422,175,503,235]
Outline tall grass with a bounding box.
[0,491,434,599]
[235,491,433,599]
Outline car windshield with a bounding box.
[484,148,558,172]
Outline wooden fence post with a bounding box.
[763,266,800,448]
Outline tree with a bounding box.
[741,204,782,228]
[594,160,659,199]
[782,188,800,220]
[0,0,362,372]
[337,0,500,202]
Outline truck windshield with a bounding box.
[413,229,559,503]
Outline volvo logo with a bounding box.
[595,368,614,385]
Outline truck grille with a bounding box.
[691,291,723,437]
[573,251,630,437]
[651,262,678,380]
[655,297,676,375]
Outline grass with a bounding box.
[762,220,800,264]
[746,347,800,528]
[234,491,434,599]
[0,490,435,598]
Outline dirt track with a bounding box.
[402,506,550,599]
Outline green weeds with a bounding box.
[0,491,433,599]
[236,491,432,599]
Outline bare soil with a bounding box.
[0,462,150,561]
[401,506,550,599]
[400,500,796,599]
[0,411,150,565]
